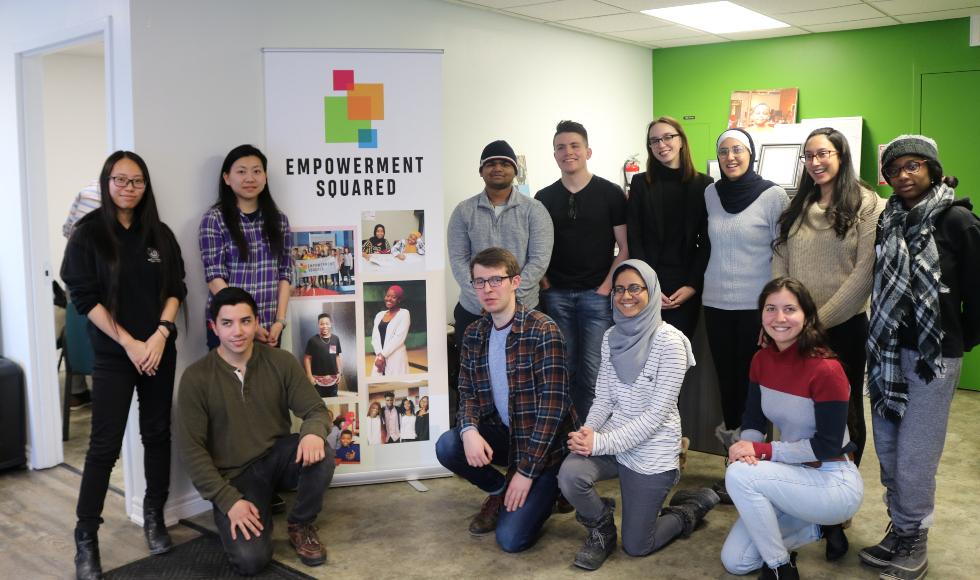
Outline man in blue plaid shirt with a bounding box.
[436,247,578,553]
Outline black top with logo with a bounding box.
[61,219,187,358]
[305,334,342,375]
[534,175,628,289]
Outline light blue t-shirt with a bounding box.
[489,324,512,426]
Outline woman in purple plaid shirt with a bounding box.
[200,145,292,350]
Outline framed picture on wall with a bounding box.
[706,159,722,181]
[758,143,804,192]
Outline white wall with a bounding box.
[127,0,653,328]
[42,52,107,283]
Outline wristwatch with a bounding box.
[158,320,177,338]
[275,318,288,328]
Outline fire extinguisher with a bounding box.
[623,155,641,196]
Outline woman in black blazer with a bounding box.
[626,116,714,339]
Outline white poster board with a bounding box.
[799,116,864,174]
[264,48,450,485]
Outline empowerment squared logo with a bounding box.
[325,70,384,149]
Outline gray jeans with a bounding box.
[872,349,962,532]
[558,453,682,557]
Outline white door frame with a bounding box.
[14,16,127,468]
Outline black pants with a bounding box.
[703,307,761,431]
[75,346,177,533]
[213,433,335,576]
[453,302,483,360]
[826,312,869,466]
[662,295,702,341]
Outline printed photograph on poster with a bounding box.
[325,402,360,464]
[514,153,530,196]
[290,300,358,398]
[365,381,430,444]
[364,280,428,377]
[360,210,426,274]
[878,144,888,185]
[728,88,799,133]
[290,228,356,297]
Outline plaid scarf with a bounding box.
[867,183,954,423]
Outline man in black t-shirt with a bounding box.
[534,120,629,420]
[305,313,343,398]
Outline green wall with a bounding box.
[649,18,980,197]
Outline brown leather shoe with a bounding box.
[287,523,327,566]
[553,491,574,514]
[469,493,504,536]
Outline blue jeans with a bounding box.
[721,459,863,574]
[436,424,561,553]
[543,287,613,420]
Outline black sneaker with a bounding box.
[271,493,287,515]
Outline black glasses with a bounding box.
[567,194,577,219]
[801,150,838,164]
[470,275,515,289]
[612,284,647,296]
[648,133,678,147]
[883,160,927,179]
[717,145,747,158]
[109,175,147,189]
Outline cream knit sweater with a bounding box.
[772,188,886,328]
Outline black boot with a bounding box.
[859,520,900,568]
[662,488,720,538]
[74,529,104,580]
[573,497,617,571]
[880,528,928,580]
[759,551,799,580]
[820,523,849,561]
[143,508,173,555]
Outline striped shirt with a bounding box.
[742,341,854,463]
[198,206,292,327]
[62,181,102,238]
[586,324,694,475]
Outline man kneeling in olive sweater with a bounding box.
[178,287,334,576]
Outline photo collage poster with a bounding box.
[265,49,447,481]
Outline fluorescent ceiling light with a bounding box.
[642,1,790,34]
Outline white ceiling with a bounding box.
[440,0,980,48]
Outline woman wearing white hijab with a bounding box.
[557,259,719,571]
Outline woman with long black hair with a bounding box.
[626,116,714,340]
[772,127,885,467]
[62,151,187,580]
[199,144,292,350]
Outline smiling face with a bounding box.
[472,263,519,316]
[107,157,145,213]
[340,432,353,447]
[419,396,428,411]
[887,155,933,209]
[751,104,771,127]
[374,225,385,239]
[613,268,649,318]
[480,159,516,189]
[402,399,413,414]
[408,232,418,245]
[368,404,379,418]
[222,155,267,204]
[385,395,394,408]
[553,131,592,175]
[649,122,682,169]
[718,137,750,181]
[318,316,332,336]
[804,134,840,190]
[762,289,805,351]
[384,288,402,310]
[212,302,257,356]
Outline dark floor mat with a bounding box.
[104,519,317,579]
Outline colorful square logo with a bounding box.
[325,70,384,149]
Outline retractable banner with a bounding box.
[264,48,449,485]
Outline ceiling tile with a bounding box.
[598,0,706,10]
[652,34,730,48]
[735,0,861,13]
[804,16,901,32]
[896,6,980,22]
[458,0,555,8]
[871,0,980,15]
[558,12,670,32]
[608,24,709,41]
[777,4,884,26]
[503,0,628,20]
[718,26,810,41]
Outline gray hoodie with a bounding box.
[447,187,554,315]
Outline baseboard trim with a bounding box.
[330,465,452,487]
[129,492,213,527]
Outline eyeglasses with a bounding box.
[109,176,147,189]
[717,145,747,158]
[612,284,647,296]
[801,150,838,164]
[470,275,515,289]
[567,194,577,219]
[883,160,927,179]
[648,134,678,147]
